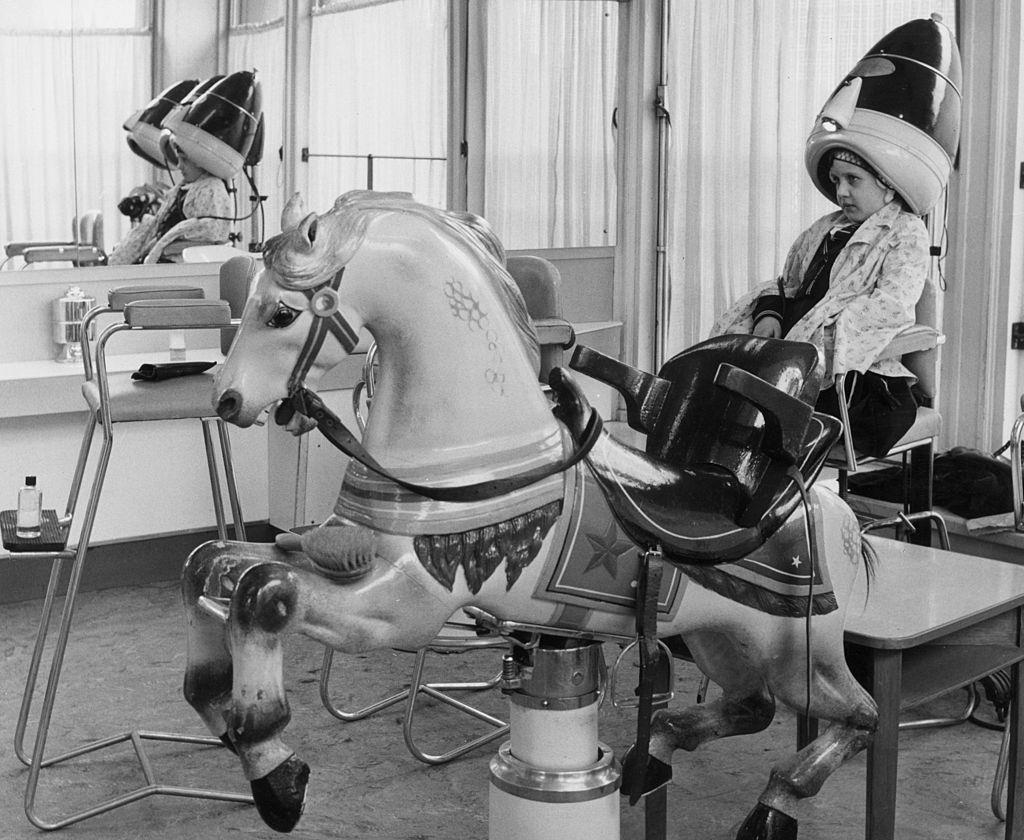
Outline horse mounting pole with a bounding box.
[489,638,621,839]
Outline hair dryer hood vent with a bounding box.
[166,70,262,181]
[805,14,962,215]
[123,79,198,169]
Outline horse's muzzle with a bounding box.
[216,390,243,423]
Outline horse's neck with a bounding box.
[361,328,560,473]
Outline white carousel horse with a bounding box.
[182,190,877,838]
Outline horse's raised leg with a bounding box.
[181,540,264,748]
[223,560,308,833]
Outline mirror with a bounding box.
[0,0,279,271]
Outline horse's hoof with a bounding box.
[619,744,672,803]
[735,802,798,840]
[250,754,310,833]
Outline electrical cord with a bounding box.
[787,464,817,724]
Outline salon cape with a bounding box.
[710,200,930,382]
[142,175,231,263]
[109,174,232,265]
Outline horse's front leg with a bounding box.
[224,560,309,833]
[221,537,455,833]
[181,540,267,747]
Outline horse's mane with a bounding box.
[265,190,541,374]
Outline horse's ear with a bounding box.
[281,193,306,232]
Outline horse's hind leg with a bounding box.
[736,722,873,839]
[736,641,878,839]
[630,631,777,795]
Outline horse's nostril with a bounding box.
[217,390,241,422]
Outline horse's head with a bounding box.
[215,192,372,427]
[215,190,542,433]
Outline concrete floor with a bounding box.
[0,580,1013,840]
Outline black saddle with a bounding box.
[559,334,842,565]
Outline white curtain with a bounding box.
[306,0,449,216]
[482,0,618,250]
[664,0,956,354]
[228,18,287,246]
[0,24,150,252]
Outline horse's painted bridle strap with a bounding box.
[286,267,359,396]
[289,386,603,503]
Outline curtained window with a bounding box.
[480,0,618,250]
[664,0,957,354]
[306,0,449,213]
[228,3,287,246]
[0,1,152,252]
[303,0,617,250]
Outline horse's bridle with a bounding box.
[285,267,360,397]
[275,265,603,504]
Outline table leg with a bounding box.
[865,648,901,840]
[1007,662,1024,839]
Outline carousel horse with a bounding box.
[182,190,877,839]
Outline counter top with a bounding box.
[0,320,622,420]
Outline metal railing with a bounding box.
[301,149,445,191]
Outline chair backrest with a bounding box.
[219,255,259,354]
[505,254,567,381]
[76,211,104,251]
[904,275,941,400]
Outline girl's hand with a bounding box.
[752,317,782,339]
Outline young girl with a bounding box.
[710,147,930,456]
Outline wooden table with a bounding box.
[836,538,1024,840]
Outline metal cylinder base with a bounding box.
[488,740,620,840]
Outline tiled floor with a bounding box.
[0,580,1012,839]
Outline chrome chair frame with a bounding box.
[831,324,944,512]
[322,345,510,764]
[13,286,251,829]
[320,628,511,766]
[1009,396,1024,533]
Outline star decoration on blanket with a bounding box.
[584,520,635,577]
[791,555,802,568]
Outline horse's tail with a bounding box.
[860,530,879,591]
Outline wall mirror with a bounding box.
[0,0,618,271]
[0,0,276,271]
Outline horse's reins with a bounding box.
[275,267,603,504]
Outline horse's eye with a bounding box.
[267,304,301,329]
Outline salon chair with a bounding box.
[826,276,944,542]
[318,254,574,764]
[1008,395,1024,533]
[8,255,258,829]
[4,211,107,268]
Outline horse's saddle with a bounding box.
[564,335,842,565]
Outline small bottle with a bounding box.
[16,476,42,539]
[169,329,187,362]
